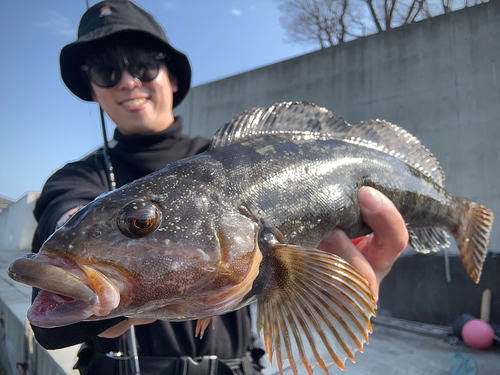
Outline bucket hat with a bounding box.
[60,0,191,108]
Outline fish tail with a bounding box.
[455,199,494,283]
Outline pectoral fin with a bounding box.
[256,244,376,375]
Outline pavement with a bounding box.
[316,318,498,375]
[1,249,499,375]
[256,314,500,375]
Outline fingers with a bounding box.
[56,206,84,229]
[317,187,409,301]
[356,187,409,282]
[98,319,133,338]
[98,318,156,338]
[318,228,378,300]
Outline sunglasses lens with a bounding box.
[85,55,162,88]
[130,58,160,82]
[89,64,121,88]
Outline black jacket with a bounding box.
[31,118,256,369]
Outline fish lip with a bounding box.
[9,254,98,306]
[9,253,122,327]
[27,290,94,328]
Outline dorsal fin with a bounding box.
[211,101,445,187]
[345,120,445,187]
[210,101,351,149]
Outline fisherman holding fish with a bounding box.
[25,1,413,374]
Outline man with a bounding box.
[31,1,408,374]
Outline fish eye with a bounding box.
[117,200,162,238]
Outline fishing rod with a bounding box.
[99,107,116,191]
[87,2,140,374]
[100,106,139,375]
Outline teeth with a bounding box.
[122,98,147,107]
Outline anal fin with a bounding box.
[408,227,451,254]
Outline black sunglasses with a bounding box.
[82,53,166,88]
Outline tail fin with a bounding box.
[456,199,494,283]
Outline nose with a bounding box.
[117,68,142,90]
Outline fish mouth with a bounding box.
[8,254,120,328]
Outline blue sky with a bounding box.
[0,0,315,201]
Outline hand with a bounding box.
[318,187,408,301]
[56,206,84,229]
[98,318,156,338]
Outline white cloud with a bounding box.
[38,11,74,37]
[231,8,242,16]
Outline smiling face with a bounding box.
[86,45,179,135]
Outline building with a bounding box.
[0,192,39,250]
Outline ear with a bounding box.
[170,77,178,93]
[84,79,99,102]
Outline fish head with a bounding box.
[8,176,260,327]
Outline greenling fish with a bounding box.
[8,102,493,374]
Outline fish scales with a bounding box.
[207,134,463,247]
[8,102,493,375]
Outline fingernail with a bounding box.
[359,187,384,212]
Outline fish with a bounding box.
[8,102,493,374]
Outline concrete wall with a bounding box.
[379,253,500,325]
[175,1,500,253]
[0,192,39,250]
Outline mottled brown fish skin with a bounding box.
[9,131,483,323]
[8,102,493,375]
[209,134,461,246]
[25,159,261,321]
[28,132,477,317]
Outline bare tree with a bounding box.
[276,0,366,48]
[363,0,432,32]
[276,0,487,49]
